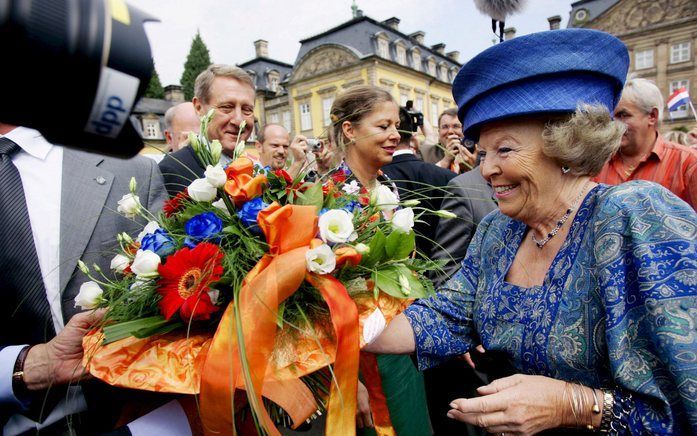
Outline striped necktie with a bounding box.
[0,137,55,344]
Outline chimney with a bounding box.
[548,15,562,30]
[431,43,446,55]
[356,9,363,17]
[164,85,185,103]
[446,51,460,62]
[382,17,400,30]
[410,31,425,45]
[254,39,268,58]
[504,27,516,40]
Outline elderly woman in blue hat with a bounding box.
[365,29,696,434]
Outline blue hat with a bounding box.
[453,29,629,141]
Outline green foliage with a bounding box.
[144,63,165,99]
[294,182,324,211]
[385,230,415,260]
[181,31,212,101]
[371,264,429,299]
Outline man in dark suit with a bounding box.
[159,64,257,197]
[381,108,456,257]
[0,124,168,434]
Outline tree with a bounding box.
[181,31,212,101]
[144,62,165,99]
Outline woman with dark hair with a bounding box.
[329,85,431,435]
[365,29,697,435]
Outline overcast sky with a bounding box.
[136,0,573,86]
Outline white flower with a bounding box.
[354,243,370,254]
[74,281,103,310]
[187,178,217,202]
[212,198,231,216]
[117,193,141,218]
[136,221,161,242]
[342,180,361,195]
[205,164,227,188]
[434,210,457,219]
[129,277,151,293]
[305,244,337,274]
[129,177,137,193]
[402,199,420,207]
[318,209,357,243]
[77,260,89,274]
[371,185,398,212]
[110,254,130,273]
[210,140,222,164]
[399,273,411,296]
[391,208,415,233]
[130,249,161,277]
[362,308,387,345]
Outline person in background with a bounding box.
[663,129,690,146]
[159,65,256,197]
[163,102,200,153]
[420,108,477,174]
[255,124,291,171]
[595,77,697,208]
[366,29,696,435]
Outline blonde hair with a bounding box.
[194,64,255,103]
[541,104,625,176]
[330,85,395,150]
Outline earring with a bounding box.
[561,166,570,174]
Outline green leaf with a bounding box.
[132,322,183,339]
[371,264,429,299]
[294,183,323,211]
[276,302,286,328]
[385,230,415,260]
[362,229,387,268]
[103,316,172,344]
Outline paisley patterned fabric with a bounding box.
[405,181,697,434]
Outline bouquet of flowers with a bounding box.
[79,111,446,435]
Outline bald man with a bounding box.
[164,102,200,152]
[255,124,292,170]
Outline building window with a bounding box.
[439,64,448,81]
[411,50,421,71]
[322,96,334,126]
[431,101,439,125]
[142,118,161,139]
[282,111,292,132]
[670,42,691,64]
[396,46,406,65]
[415,96,424,112]
[268,112,280,125]
[299,103,312,131]
[634,49,654,70]
[268,75,279,92]
[669,80,690,118]
[428,59,437,77]
[378,39,389,59]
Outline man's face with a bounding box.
[256,125,290,170]
[166,103,200,151]
[193,77,256,156]
[613,98,656,150]
[438,114,464,145]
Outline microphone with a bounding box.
[473,0,527,42]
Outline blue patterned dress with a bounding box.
[405,181,697,434]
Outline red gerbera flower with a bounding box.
[157,242,224,322]
[273,169,293,184]
[163,191,190,217]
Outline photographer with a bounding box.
[421,108,477,174]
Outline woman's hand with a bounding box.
[447,374,567,435]
[356,380,374,428]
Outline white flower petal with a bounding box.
[362,308,387,345]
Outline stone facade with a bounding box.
[570,0,697,131]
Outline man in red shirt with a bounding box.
[595,78,697,208]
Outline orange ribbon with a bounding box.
[224,157,267,207]
[200,203,361,436]
[359,352,396,436]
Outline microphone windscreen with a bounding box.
[473,0,527,22]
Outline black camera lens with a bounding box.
[0,0,156,157]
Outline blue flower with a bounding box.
[184,212,223,248]
[140,229,176,257]
[237,197,269,235]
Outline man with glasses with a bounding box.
[159,64,256,196]
[421,108,477,174]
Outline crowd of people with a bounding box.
[0,27,695,435]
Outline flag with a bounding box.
[667,87,690,112]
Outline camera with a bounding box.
[307,138,323,153]
[402,100,424,132]
[0,0,157,157]
[460,138,477,153]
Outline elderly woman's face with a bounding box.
[344,101,400,168]
[478,118,561,222]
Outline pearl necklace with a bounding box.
[531,181,591,249]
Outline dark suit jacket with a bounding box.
[0,148,167,430]
[430,168,497,286]
[381,153,456,257]
[158,145,205,197]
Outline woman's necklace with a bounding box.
[531,181,591,249]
